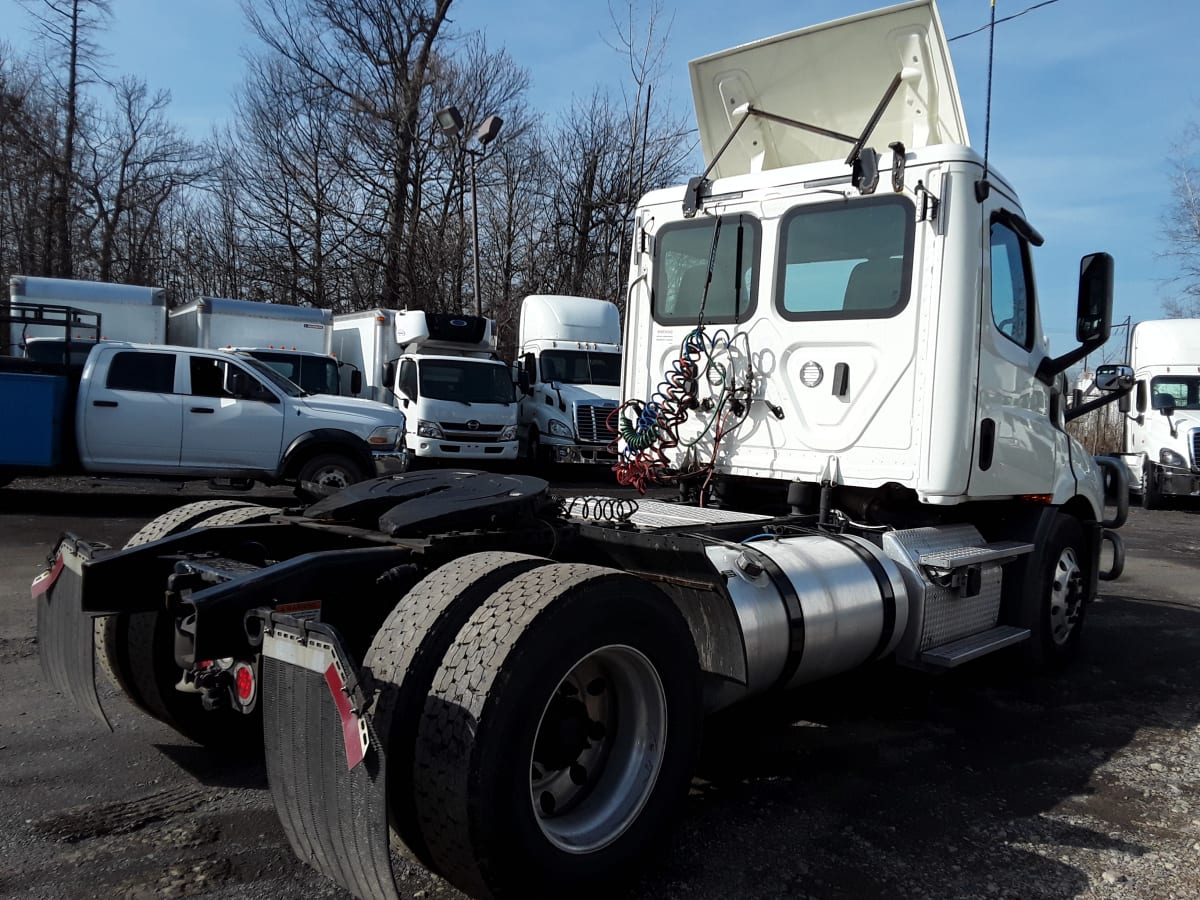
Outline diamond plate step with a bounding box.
[920,625,1030,668]
[919,540,1033,571]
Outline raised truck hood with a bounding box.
[689,0,968,179]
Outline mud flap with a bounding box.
[33,543,110,730]
[258,613,401,900]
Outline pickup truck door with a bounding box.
[80,349,184,471]
[181,355,285,472]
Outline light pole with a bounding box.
[435,106,503,317]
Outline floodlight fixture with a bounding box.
[435,105,464,136]
[474,115,503,147]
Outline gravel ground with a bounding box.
[0,477,1197,900]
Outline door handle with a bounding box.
[92,400,118,408]
[190,407,215,414]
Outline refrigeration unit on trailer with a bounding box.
[35,3,1135,899]
[8,275,166,363]
[515,294,622,464]
[1117,318,1200,507]
[333,308,519,462]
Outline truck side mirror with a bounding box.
[1135,380,1147,414]
[1094,364,1133,392]
[1035,251,1115,384]
[517,370,531,395]
[350,369,363,395]
[522,352,536,385]
[1075,252,1114,345]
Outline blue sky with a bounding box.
[2,0,1196,354]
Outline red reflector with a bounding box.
[236,665,254,701]
[31,555,65,599]
[325,663,365,769]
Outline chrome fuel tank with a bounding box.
[704,533,909,706]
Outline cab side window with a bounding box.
[399,358,417,399]
[189,357,232,397]
[990,220,1035,349]
[106,351,176,393]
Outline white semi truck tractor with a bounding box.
[1117,318,1200,508]
[515,294,622,464]
[35,3,1131,899]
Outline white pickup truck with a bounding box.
[0,329,407,497]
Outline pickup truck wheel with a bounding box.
[364,551,552,869]
[96,500,275,750]
[413,564,701,899]
[295,452,365,501]
[1025,515,1089,669]
[1141,461,1163,510]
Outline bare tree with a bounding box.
[79,77,208,283]
[1161,121,1200,318]
[18,0,112,277]
[241,0,454,308]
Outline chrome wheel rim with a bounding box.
[310,464,353,491]
[529,644,667,854]
[1048,546,1083,646]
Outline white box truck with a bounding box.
[168,296,355,396]
[8,275,166,363]
[332,309,518,462]
[515,294,622,464]
[1118,318,1200,507]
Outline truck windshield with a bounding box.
[236,354,305,397]
[419,359,514,404]
[540,350,622,386]
[249,350,340,395]
[1150,376,1200,411]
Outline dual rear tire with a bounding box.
[366,557,702,899]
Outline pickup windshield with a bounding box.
[540,350,621,386]
[1150,376,1200,411]
[237,354,305,397]
[420,359,514,404]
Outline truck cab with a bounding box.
[1119,318,1200,507]
[334,309,518,462]
[516,294,622,464]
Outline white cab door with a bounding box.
[181,355,285,471]
[80,349,184,470]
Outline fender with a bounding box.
[278,429,375,480]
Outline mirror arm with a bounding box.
[1064,383,1132,422]
[1035,340,1101,385]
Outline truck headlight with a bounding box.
[1160,448,1187,468]
[500,424,518,442]
[367,426,402,447]
[548,418,573,438]
[417,420,444,439]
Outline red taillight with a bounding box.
[236,665,254,701]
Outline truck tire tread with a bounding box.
[363,551,551,869]
[413,563,701,899]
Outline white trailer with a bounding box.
[1117,318,1200,507]
[332,309,518,462]
[8,275,166,362]
[515,294,622,464]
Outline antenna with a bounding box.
[975,0,998,202]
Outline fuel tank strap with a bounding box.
[741,545,806,689]
[825,534,897,661]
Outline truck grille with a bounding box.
[439,421,506,443]
[576,405,618,445]
[1192,429,1200,469]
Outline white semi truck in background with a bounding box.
[6,277,356,396]
[1117,318,1200,508]
[37,3,1134,899]
[332,309,518,464]
[515,294,622,464]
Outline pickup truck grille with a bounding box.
[576,405,618,445]
[1192,428,1199,469]
[439,421,507,443]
